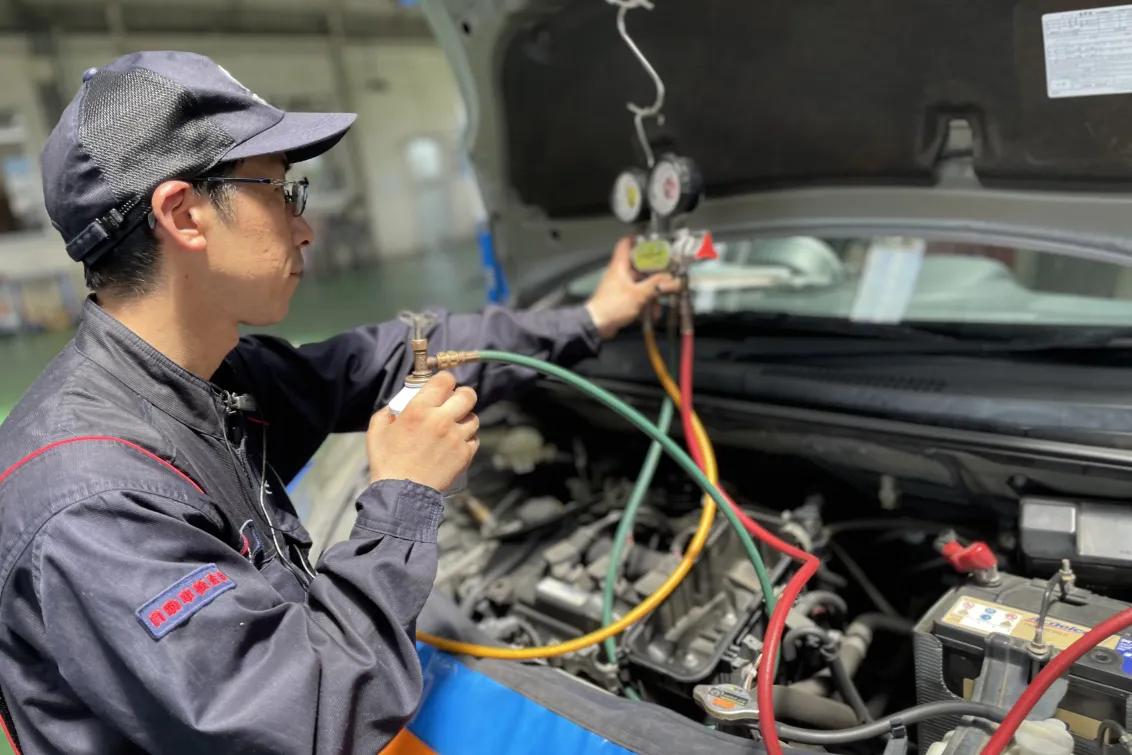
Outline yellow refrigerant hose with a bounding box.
[415,348,722,660]
[641,323,713,454]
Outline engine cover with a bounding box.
[914,573,1132,755]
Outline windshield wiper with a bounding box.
[693,311,964,343]
[701,320,1132,362]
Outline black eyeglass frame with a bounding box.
[194,176,310,217]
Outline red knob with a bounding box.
[696,231,719,261]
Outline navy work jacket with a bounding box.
[0,297,600,754]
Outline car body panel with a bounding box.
[421,0,1132,300]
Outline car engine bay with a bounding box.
[428,390,1132,755]
[392,0,1132,749]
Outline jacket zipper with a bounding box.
[217,392,280,560]
[238,438,314,587]
[220,391,313,586]
[264,460,319,580]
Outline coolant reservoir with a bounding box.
[926,720,1072,755]
[1008,720,1074,755]
[388,381,467,497]
[924,731,954,755]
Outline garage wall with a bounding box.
[0,31,481,281]
[0,38,49,154]
[349,43,483,257]
[0,37,65,279]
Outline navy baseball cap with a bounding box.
[40,51,357,266]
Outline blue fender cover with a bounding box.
[385,644,635,755]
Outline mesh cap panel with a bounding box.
[78,68,235,205]
[42,50,355,264]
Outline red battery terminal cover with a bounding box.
[939,540,998,574]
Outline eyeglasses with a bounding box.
[195,177,309,217]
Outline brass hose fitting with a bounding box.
[400,311,438,385]
[406,338,432,385]
[678,279,694,336]
[397,312,480,381]
[428,351,481,371]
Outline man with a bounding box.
[0,51,674,754]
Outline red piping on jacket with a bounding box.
[0,435,206,754]
[0,436,204,494]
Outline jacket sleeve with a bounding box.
[228,305,602,482]
[36,479,442,755]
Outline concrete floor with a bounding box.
[0,245,487,423]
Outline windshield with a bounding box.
[563,236,1132,328]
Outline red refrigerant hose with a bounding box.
[981,606,1132,755]
[678,330,819,755]
[679,307,1132,755]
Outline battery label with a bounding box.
[952,599,1023,635]
[942,597,1123,653]
[1116,637,1132,675]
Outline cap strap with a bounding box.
[64,217,111,263]
[65,199,147,265]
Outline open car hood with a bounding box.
[422,0,1132,299]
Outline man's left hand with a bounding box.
[585,237,682,340]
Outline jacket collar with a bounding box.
[73,297,232,438]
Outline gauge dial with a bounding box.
[610,169,649,224]
[647,155,703,219]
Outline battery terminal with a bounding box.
[1030,559,1076,661]
[936,531,1001,587]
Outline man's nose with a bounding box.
[292,214,314,248]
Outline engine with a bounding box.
[439,406,914,722]
[425,398,1132,755]
[438,448,808,706]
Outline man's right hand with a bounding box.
[367,371,480,491]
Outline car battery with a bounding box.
[914,572,1132,755]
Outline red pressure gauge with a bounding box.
[647,154,702,219]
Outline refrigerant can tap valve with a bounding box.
[398,310,437,385]
[386,310,474,497]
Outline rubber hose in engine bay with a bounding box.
[648,289,823,755]
[418,301,873,747]
[414,350,777,659]
[787,613,913,699]
[600,313,678,699]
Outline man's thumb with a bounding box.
[369,406,393,430]
[612,236,634,265]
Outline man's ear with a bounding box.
[150,180,206,252]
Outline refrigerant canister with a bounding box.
[387,381,467,497]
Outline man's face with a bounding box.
[202,155,313,327]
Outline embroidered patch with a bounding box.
[135,564,235,640]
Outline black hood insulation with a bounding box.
[501,0,1132,218]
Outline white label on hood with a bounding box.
[1043,5,1132,99]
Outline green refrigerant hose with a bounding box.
[601,397,675,699]
[473,349,777,624]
